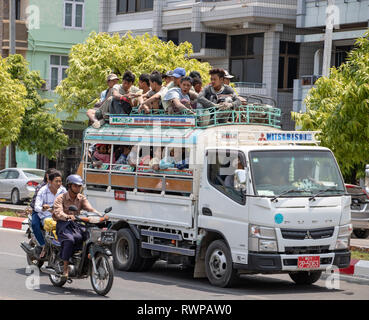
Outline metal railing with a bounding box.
[106,103,281,129]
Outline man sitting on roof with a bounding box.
[163,77,195,115]
[86,73,119,129]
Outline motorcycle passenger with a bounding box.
[53,174,100,279]
[29,168,56,256]
[34,170,67,258]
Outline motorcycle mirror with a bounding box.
[104,207,112,214]
[68,205,78,212]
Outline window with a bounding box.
[335,46,353,68]
[50,55,69,90]
[117,0,154,14]
[207,149,246,205]
[64,0,84,28]
[278,41,300,90]
[7,171,19,179]
[230,33,264,83]
[0,171,8,179]
[167,29,227,52]
[15,0,21,20]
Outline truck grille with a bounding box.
[284,245,330,255]
[281,227,334,240]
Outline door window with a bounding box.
[7,171,19,179]
[207,149,246,205]
[0,171,8,179]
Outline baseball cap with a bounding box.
[165,70,174,77]
[107,73,119,81]
[224,70,234,79]
[172,67,186,78]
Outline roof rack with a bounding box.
[107,103,281,129]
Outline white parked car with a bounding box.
[0,168,45,205]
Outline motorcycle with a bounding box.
[21,206,116,296]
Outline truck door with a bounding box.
[198,149,249,261]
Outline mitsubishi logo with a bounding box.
[305,230,313,239]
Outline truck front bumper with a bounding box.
[234,250,351,272]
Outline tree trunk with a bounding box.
[9,143,17,168]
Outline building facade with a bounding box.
[100,0,303,129]
[21,0,99,176]
[0,0,29,170]
[293,0,369,114]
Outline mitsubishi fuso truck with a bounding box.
[79,105,351,287]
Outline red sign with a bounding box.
[114,190,126,201]
[298,256,320,269]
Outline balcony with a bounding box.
[2,20,28,53]
[293,75,322,113]
[162,0,297,31]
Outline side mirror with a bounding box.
[235,169,247,185]
[104,207,112,214]
[68,205,78,212]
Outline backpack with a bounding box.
[110,96,132,115]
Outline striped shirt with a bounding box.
[34,184,67,223]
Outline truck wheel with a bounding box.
[353,229,369,239]
[289,271,322,285]
[112,228,142,271]
[205,240,238,288]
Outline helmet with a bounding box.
[66,174,84,186]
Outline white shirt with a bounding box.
[35,184,67,223]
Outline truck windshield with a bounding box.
[249,150,345,197]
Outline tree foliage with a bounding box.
[293,30,369,180]
[0,58,27,147]
[55,32,212,118]
[5,55,69,160]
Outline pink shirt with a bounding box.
[93,151,115,163]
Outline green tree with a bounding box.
[55,32,212,118]
[5,55,69,166]
[0,58,27,147]
[293,30,369,182]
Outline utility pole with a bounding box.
[322,0,335,77]
[8,0,17,167]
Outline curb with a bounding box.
[0,216,28,231]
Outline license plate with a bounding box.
[101,231,116,244]
[298,256,320,269]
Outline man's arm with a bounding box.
[197,86,217,109]
[171,98,195,114]
[53,194,70,221]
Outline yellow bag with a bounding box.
[44,218,57,232]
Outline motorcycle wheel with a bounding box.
[90,253,114,296]
[49,274,67,287]
[26,240,44,269]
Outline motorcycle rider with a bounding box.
[28,168,56,257]
[53,174,100,279]
[34,170,67,258]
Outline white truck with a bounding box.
[80,109,351,287]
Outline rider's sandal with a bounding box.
[39,247,46,259]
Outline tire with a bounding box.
[138,258,157,272]
[49,274,67,287]
[289,271,322,285]
[90,253,114,296]
[26,239,44,269]
[112,228,142,271]
[205,240,238,288]
[11,188,20,205]
[353,229,369,239]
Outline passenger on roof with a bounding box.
[223,70,247,106]
[163,76,195,115]
[138,72,168,114]
[197,68,241,122]
[163,70,174,87]
[86,73,120,129]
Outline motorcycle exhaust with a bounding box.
[20,242,35,256]
[40,267,58,276]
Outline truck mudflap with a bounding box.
[233,251,351,272]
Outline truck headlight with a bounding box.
[250,225,276,239]
[335,237,350,250]
[338,224,353,237]
[259,240,278,252]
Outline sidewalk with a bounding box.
[0,215,28,231]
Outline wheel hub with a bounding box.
[209,249,227,279]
